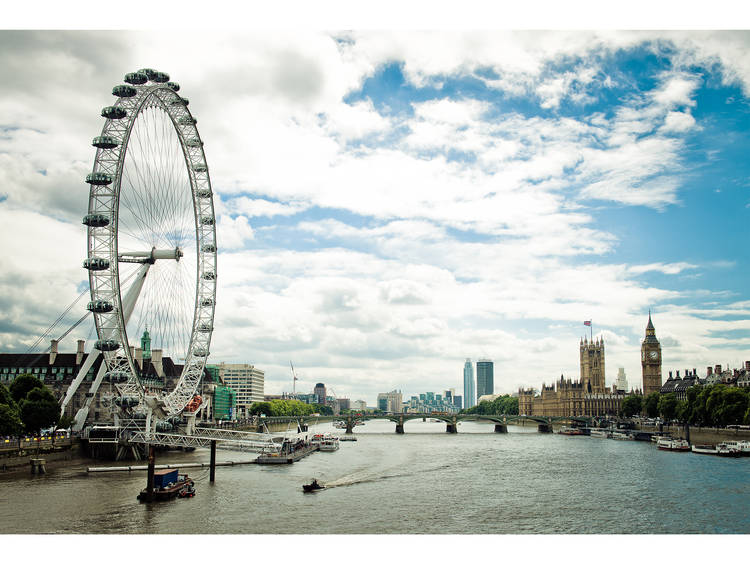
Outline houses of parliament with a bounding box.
[518,313,662,417]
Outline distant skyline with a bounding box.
[1,30,749,408]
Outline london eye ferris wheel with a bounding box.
[83,68,216,420]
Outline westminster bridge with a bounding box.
[244,413,597,434]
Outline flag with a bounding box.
[583,320,591,326]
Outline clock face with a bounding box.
[649,351,658,360]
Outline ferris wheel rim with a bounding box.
[85,70,217,418]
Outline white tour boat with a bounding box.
[691,444,718,455]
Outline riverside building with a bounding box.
[518,315,663,417]
[214,362,264,418]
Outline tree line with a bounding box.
[461,394,519,416]
[620,384,750,427]
[249,399,333,417]
[1,374,71,436]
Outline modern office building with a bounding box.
[463,359,476,409]
[215,362,264,418]
[314,382,327,405]
[615,367,628,392]
[377,389,403,413]
[352,399,367,410]
[476,359,494,400]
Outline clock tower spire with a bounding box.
[641,311,662,396]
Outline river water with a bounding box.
[1,420,749,534]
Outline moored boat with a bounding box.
[559,426,584,435]
[339,435,357,441]
[658,437,690,451]
[318,434,340,451]
[590,429,609,438]
[611,431,634,440]
[717,441,742,457]
[691,444,718,455]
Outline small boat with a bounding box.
[339,435,357,441]
[137,469,194,502]
[559,426,584,435]
[302,479,325,493]
[590,429,609,438]
[691,444,718,455]
[738,441,750,456]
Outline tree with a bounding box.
[9,374,44,403]
[0,403,22,436]
[620,395,642,418]
[643,392,660,418]
[675,400,690,423]
[19,386,60,434]
[0,383,14,406]
[658,393,678,421]
[249,402,272,416]
[57,414,75,430]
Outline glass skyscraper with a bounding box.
[476,359,494,400]
[463,359,475,409]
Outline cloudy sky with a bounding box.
[1,26,749,406]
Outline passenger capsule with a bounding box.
[178,116,197,126]
[186,138,203,148]
[124,72,148,85]
[87,300,114,313]
[94,339,119,352]
[167,81,180,92]
[192,348,209,357]
[202,271,216,281]
[197,323,213,333]
[92,136,119,149]
[170,97,189,106]
[85,172,113,186]
[201,244,216,253]
[101,106,127,120]
[200,297,214,307]
[193,164,208,173]
[138,68,158,81]
[82,214,110,227]
[197,189,212,198]
[152,71,170,83]
[83,258,110,271]
[200,216,215,226]
[156,421,173,431]
[112,85,137,98]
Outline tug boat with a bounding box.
[137,469,194,502]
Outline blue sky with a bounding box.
[0,30,749,405]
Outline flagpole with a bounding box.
[590,320,592,341]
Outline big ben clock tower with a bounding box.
[641,311,662,395]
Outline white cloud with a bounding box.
[217,215,254,250]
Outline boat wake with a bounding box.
[324,463,453,489]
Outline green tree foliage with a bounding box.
[9,374,44,403]
[620,395,642,418]
[0,383,14,406]
[658,393,678,421]
[19,386,60,434]
[643,392,660,418]
[249,402,272,416]
[57,414,75,430]
[675,400,690,423]
[678,384,750,427]
[462,395,518,416]
[0,403,23,435]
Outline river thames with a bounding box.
[1,419,749,534]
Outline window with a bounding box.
[52,368,57,374]
[34,367,40,374]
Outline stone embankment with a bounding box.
[667,425,750,446]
